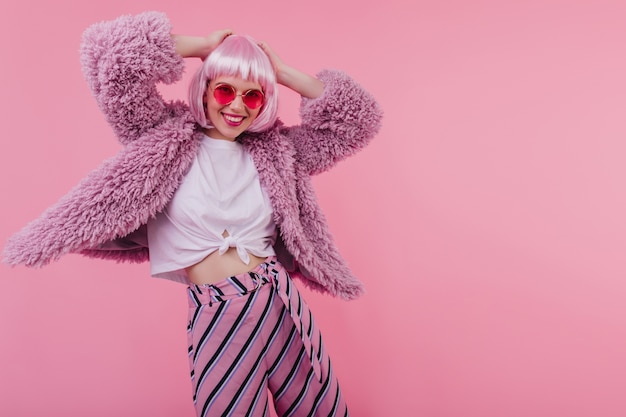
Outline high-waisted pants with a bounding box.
[186,257,349,417]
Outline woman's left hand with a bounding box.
[257,41,324,99]
[258,41,286,77]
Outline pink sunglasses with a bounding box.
[210,83,265,109]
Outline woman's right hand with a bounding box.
[172,29,233,59]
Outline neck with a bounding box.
[204,127,237,141]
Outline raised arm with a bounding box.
[80,11,184,145]
[258,42,383,175]
[172,30,233,59]
[258,41,324,99]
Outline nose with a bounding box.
[228,95,245,111]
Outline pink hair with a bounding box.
[188,35,278,133]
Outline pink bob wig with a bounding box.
[188,35,278,133]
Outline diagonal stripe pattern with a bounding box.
[186,257,348,417]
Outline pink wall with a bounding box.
[2,0,626,416]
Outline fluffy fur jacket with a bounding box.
[2,12,382,300]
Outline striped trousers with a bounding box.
[186,257,349,416]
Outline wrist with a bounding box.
[276,66,324,99]
[172,34,212,59]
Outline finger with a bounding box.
[220,29,234,40]
[258,41,271,52]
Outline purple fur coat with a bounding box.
[2,12,382,300]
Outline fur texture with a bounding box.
[2,12,382,300]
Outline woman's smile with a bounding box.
[204,75,263,140]
[222,112,246,126]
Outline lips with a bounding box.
[222,113,245,127]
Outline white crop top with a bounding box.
[147,135,276,284]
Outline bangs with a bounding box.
[204,36,276,89]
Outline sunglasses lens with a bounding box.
[242,90,264,109]
[213,84,236,105]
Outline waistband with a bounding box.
[187,256,277,307]
[186,256,325,383]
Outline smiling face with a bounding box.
[204,75,264,141]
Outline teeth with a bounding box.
[224,114,244,122]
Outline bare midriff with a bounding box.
[185,247,267,285]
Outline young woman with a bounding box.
[4,11,382,416]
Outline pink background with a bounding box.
[1,0,626,416]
